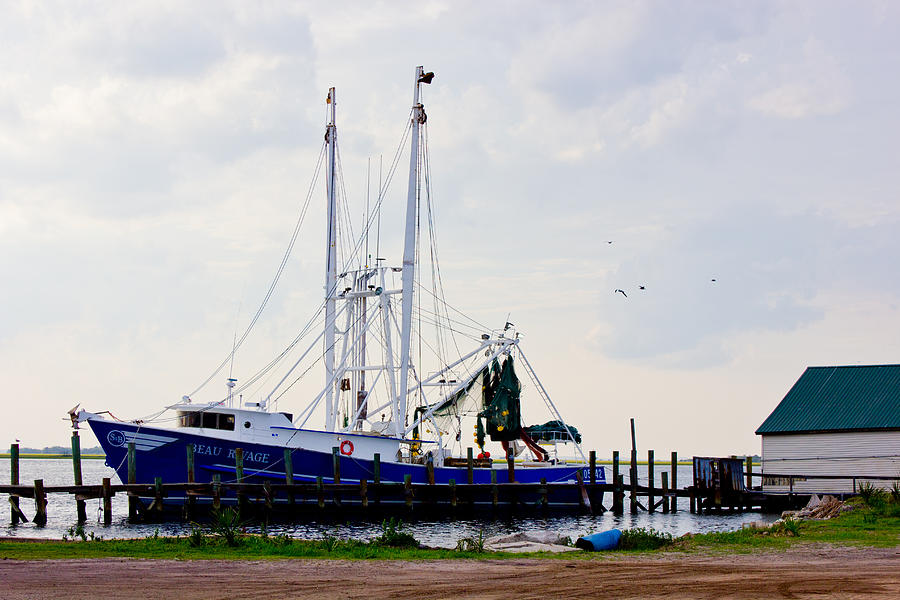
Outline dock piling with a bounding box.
[671,451,678,512]
[490,469,498,507]
[648,449,655,513]
[404,474,413,509]
[284,449,295,505]
[212,474,221,511]
[184,445,195,520]
[127,442,138,521]
[33,479,48,526]
[589,450,596,485]
[661,472,669,513]
[10,443,22,524]
[101,477,112,525]
[507,448,515,483]
[466,447,474,484]
[71,432,86,522]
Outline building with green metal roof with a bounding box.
[756,365,900,494]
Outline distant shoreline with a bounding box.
[0,454,106,459]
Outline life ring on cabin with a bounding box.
[340,439,354,456]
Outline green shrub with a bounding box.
[890,481,900,504]
[371,518,419,548]
[455,530,485,553]
[770,515,800,536]
[209,508,245,547]
[618,527,674,550]
[857,482,887,508]
[187,524,206,547]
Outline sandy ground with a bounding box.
[1,545,898,599]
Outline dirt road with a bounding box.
[2,545,898,599]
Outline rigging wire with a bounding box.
[191,112,414,408]
[187,142,328,398]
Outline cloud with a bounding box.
[747,37,851,118]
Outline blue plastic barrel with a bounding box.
[575,528,622,551]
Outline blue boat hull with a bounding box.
[87,419,604,504]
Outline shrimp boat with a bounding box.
[72,67,601,507]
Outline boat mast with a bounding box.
[397,66,431,437]
[324,87,338,431]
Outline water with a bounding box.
[1,458,776,547]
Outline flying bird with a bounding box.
[606,241,613,244]
[614,289,627,298]
[711,278,717,282]
[638,285,646,290]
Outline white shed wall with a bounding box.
[761,430,900,493]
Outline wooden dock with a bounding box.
[4,434,864,526]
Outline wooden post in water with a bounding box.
[263,480,274,518]
[466,447,474,484]
[33,479,48,526]
[506,448,515,483]
[332,447,341,484]
[449,479,457,508]
[316,476,325,509]
[611,451,621,514]
[671,451,678,512]
[404,474,413,509]
[101,477,112,525]
[359,478,368,509]
[648,449,655,513]
[235,447,245,513]
[184,444,195,520]
[127,442,138,521]
[612,451,620,486]
[426,453,435,485]
[539,477,548,508]
[630,418,638,513]
[373,453,381,507]
[209,474,220,511]
[332,448,341,507]
[284,449,295,506]
[10,443,22,525]
[373,453,381,484]
[153,476,164,514]
[661,472,669,513]
[745,456,753,511]
[71,431,87,522]
[589,450,597,485]
[576,470,587,512]
[490,469,498,508]
[614,474,625,514]
[235,448,244,482]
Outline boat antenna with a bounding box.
[365,157,370,268]
[376,153,383,263]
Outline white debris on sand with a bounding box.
[484,531,580,553]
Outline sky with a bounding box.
[2,1,899,457]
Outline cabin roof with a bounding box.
[756,364,900,435]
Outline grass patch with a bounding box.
[618,527,674,551]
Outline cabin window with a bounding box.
[178,411,201,428]
[202,412,217,429]
[177,411,235,431]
